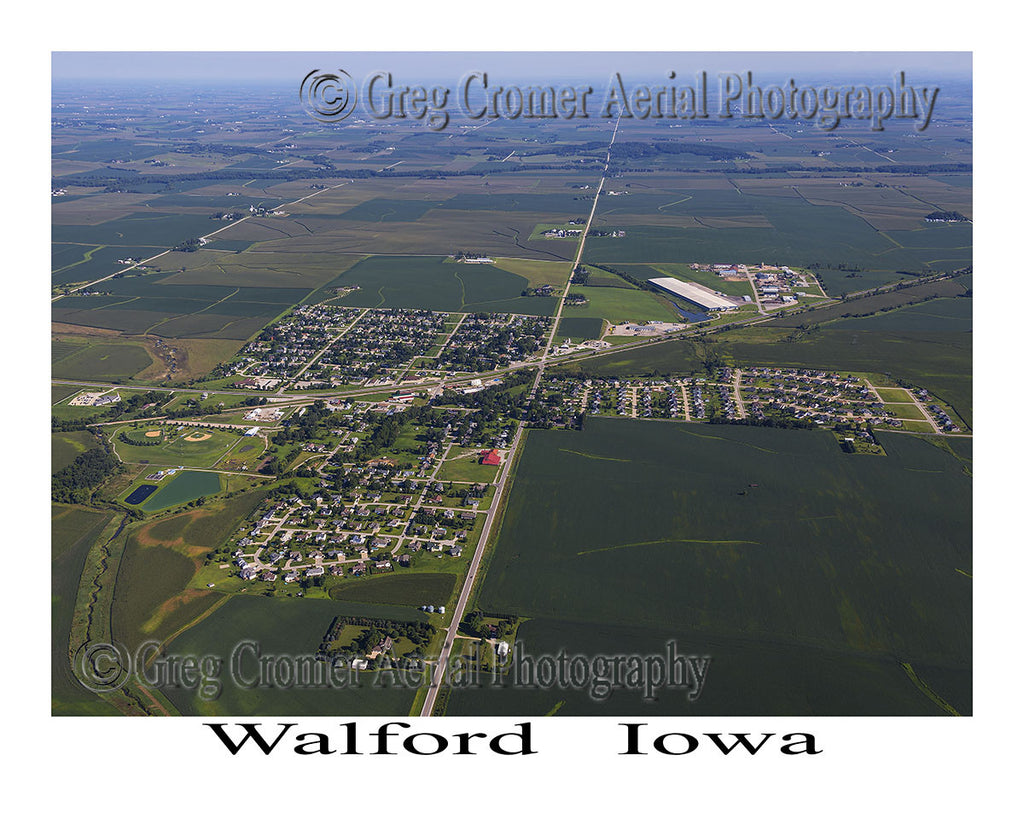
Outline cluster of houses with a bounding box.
[224,304,361,383]
[436,313,551,373]
[920,392,962,433]
[740,368,888,426]
[312,308,449,387]
[540,367,961,434]
[224,305,453,390]
[226,469,486,585]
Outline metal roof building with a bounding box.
[647,277,737,311]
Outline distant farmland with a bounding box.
[465,418,970,716]
[584,194,972,280]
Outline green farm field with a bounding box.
[158,595,423,716]
[329,572,458,608]
[447,616,967,717]
[770,278,972,327]
[52,504,120,715]
[51,339,153,380]
[110,489,268,654]
[584,196,972,283]
[326,255,559,316]
[51,383,84,404]
[556,316,605,340]
[827,296,972,333]
[468,418,970,715]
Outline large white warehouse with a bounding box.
[647,277,737,311]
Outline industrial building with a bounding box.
[647,277,737,311]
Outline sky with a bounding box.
[52,51,972,87]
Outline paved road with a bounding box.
[418,420,527,716]
[52,181,352,302]
[420,116,622,716]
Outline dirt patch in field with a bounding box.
[141,588,215,635]
[144,430,161,438]
[134,510,204,548]
[184,432,212,442]
[52,323,121,338]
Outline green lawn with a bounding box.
[435,447,501,482]
[110,425,242,467]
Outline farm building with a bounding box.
[647,277,737,311]
[480,449,502,466]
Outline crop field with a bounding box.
[152,248,365,290]
[447,614,967,717]
[338,197,440,221]
[111,535,203,650]
[51,383,82,404]
[52,274,306,340]
[52,213,218,250]
[584,195,972,278]
[327,255,559,315]
[829,297,972,333]
[158,595,421,716]
[771,277,972,327]
[556,316,605,340]
[487,257,572,290]
[50,339,153,380]
[140,470,224,511]
[110,489,268,653]
[468,418,970,715]
[329,572,458,608]
[51,244,167,286]
[245,208,582,261]
[52,504,121,716]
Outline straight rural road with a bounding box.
[418,419,526,716]
[420,116,621,716]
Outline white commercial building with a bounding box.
[647,277,737,311]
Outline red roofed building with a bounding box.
[480,449,502,466]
